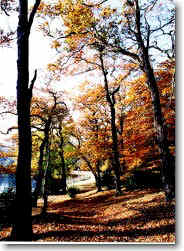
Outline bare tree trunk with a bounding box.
[110,105,122,195]
[59,135,67,194]
[99,52,122,195]
[96,160,102,192]
[10,0,41,241]
[93,117,102,192]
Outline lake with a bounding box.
[0,174,36,193]
[0,171,95,194]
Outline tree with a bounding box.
[98,50,122,195]
[37,0,175,199]
[120,59,175,189]
[85,0,175,199]
[120,0,175,199]
[37,0,132,195]
[11,0,41,241]
[30,90,69,210]
[72,73,129,193]
[73,83,110,191]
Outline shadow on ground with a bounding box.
[0,188,175,242]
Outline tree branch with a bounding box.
[1,5,10,16]
[0,126,18,135]
[0,111,17,116]
[83,0,108,8]
[114,46,140,62]
[150,17,174,35]
[57,31,88,40]
[29,69,37,92]
[111,85,120,105]
[28,0,41,34]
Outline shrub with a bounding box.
[124,175,137,190]
[100,169,115,189]
[130,169,162,189]
[0,188,15,201]
[67,186,80,198]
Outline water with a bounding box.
[0,174,16,193]
[67,171,95,187]
[0,174,36,193]
[0,171,94,194]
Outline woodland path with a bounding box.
[0,186,175,243]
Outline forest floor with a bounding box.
[0,186,175,243]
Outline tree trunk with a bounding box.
[110,105,122,195]
[60,155,67,194]
[10,0,41,240]
[142,61,173,199]
[59,135,67,194]
[42,143,50,214]
[99,53,122,195]
[11,0,32,241]
[93,118,102,192]
[81,156,99,190]
[32,140,45,207]
[32,120,51,207]
[60,151,66,193]
[96,161,102,192]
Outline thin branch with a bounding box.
[1,5,10,16]
[143,0,157,12]
[0,126,18,135]
[150,17,174,35]
[0,111,17,116]
[83,0,108,8]
[113,46,140,62]
[99,52,112,106]
[72,67,96,76]
[29,69,37,92]
[80,56,101,68]
[28,0,41,34]
[31,113,48,123]
[57,31,88,40]
[149,45,172,59]
[111,85,120,96]
[143,5,151,50]
[111,85,120,106]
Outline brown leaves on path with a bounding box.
[0,188,175,243]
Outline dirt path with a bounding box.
[0,188,175,243]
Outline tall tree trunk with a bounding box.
[59,135,67,194]
[135,0,174,199]
[99,52,122,195]
[93,118,102,192]
[32,139,46,207]
[11,0,32,241]
[81,156,99,190]
[42,142,50,214]
[109,105,122,195]
[32,120,51,207]
[10,0,41,240]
